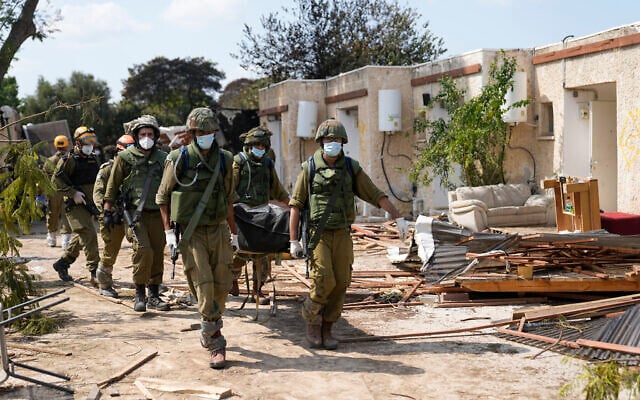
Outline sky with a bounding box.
[10,0,640,103]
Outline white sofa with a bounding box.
[447,183,555,232]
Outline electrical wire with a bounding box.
[381,132,413,203]
[507,126,536,188]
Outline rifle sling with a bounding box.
[132,163,159,224]
[180,158,221,243]
[307,166,347,251]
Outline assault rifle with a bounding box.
[121,196,140,245]
[170,221,180,279]
[299,207,311,278]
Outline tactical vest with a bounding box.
[69,153,99,186]
[304,151,360,229]
[119,147,166,211]
[234,151,273,207]
[168,142,230,226]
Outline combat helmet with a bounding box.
[314,119,348,144]
[53,135,70,149]
[240,127,272,149]
[186,107,219,132]
[130,115,160,138]
[116,134,135,150]
[73,126,97,145]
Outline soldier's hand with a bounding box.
[165,229,177,248]
[103,209,115,230]
[396,217,409,240]
[289,240,304,258]
[73,191,86,205]
[230,234,239,251]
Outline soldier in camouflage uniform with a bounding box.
[103,115,169,312]
[52,126,101,282]
[289,119,408,350]
[44,135,72,248]
[93,133,135,298]
[230,127,289,305]
[156,107,237,369]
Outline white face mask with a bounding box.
[81,145,93,155]
[196,133,215,150]
[251,147,266,158]
[139,136,155,150]
[323,142,342,157]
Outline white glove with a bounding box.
[231,234,239,250]
[72,191,86,205]
[396,217,408,240]
[290,240,304,258]
[165,230,177,248]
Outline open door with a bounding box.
[590,101,617,212]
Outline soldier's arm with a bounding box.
[288,169,308,241]
[53,157,77,198]
[103,156,125,210]
[156,158,178,231]
[93,164,108,212]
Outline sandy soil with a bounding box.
[0,223,587,400]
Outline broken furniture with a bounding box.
[543,177,601,232]
[1,289,72,394]
[448,183,554,232]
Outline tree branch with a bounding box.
[0,0,40,84]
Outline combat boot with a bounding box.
[90,270,98,287]
[46,232,57,247]
[134,284,146,312]
[322,320,338,350]
[209,330,227,369]
[306,323,323,348]
[147,284,170,311]
[99,286,119,298]
[52,258,73,282]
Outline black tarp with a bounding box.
[234,203,290,253]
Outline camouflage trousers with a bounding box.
[130,210,165,285]
[97,218,127,289]
[46,191,71,234]
[180,222,233,321]
[63,206,99,272]
[302,227,354,323]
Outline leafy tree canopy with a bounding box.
[0,0,60,84]
[218,77,274,110]
[411,54,527,189]
[122,56,225,125]
[235,0,446,81]
[22,72,114,143]
[0,76,21,108]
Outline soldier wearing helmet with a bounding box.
[288,118,408,350]
[51,126,101,283]
[92,131,135,298]
[44,135,72,248]
[156,107,237,369]
[103,115,169,311]
[230,126,290,304]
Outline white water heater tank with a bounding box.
[378,89,402,132]
[296,101,318,138]
[502,71,527,124]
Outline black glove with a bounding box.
[103,209,115,230]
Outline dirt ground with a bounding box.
[1,222,587,400]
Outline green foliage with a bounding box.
[0,141,52,255]
[122,56,225,125]
[0,260,37,307]
[0,76,21,108]
[411,53,528,189]
[21,72,114,143]
[219,77,274,110]
[560,361,640,400]
[235,0,446,81]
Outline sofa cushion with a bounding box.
[486,206,520,218]
[492,184,531,207]
[456,186,494,208]
[524,194,551,207]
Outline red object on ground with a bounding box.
[600,212,640,235]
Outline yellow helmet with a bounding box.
[53,135,70,149]
[73,126,97,145]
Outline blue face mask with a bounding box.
[323,142,342,157]
[251,147,266,158]
[196,133,215,150]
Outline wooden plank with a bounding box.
[135,377,232,399]
[458,278,640,293]
[98,351,158,388]
[257,104,288,116]
[411,63,482,86]
[281,262,311,288]
[434,296,547,308]
[324,88,368,104]
[134,379,157,400]
[533,32,640,65]
[576,338,640,356]
[399,280,424,303]
[8,342,72,356]
[85,384,101,400]
[515,294,640,321]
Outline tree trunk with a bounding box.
[0,0,40,85]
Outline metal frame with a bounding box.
[1,289,73,394]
